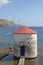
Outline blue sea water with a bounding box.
[0,27,43,50]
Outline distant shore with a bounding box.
[0,19,18,27]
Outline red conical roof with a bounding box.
[13,27,37,34]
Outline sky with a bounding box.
[0,0,43,26]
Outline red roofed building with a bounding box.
[13,27,37,34]
[13,27,37,58]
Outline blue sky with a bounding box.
[0,0,43,26]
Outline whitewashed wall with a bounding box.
[14,34,37,58]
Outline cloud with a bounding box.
[0,0,11,7]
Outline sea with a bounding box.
[0,27,43,65]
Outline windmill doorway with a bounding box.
[20,45,25,56]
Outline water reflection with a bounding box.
[0,54,18,65]
[25,58,38,65]
[1,54,14,61]
[0,54,43,65]
[38,56,43,65]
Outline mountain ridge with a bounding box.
[0,19,18,27]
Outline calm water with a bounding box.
[0,27,43,65]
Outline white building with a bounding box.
[13,27,37,58]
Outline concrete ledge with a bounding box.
[18,57,25,65]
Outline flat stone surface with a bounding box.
[18,57,25,65]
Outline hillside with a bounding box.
[0,19,18,27]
